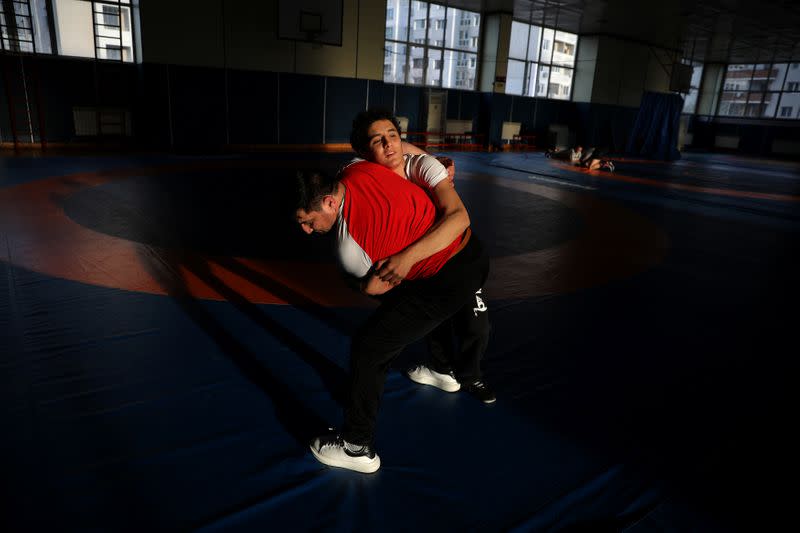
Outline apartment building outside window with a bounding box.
[383,0,481,90]
[718,63,800,119]
[506,20,577,100]
[0,0,136,62]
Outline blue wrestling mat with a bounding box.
[1,150,799,532]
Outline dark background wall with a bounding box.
[1,54,798,157]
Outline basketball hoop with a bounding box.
[300,11,325,48]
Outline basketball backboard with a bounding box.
[277,0,343,46]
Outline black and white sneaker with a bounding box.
[310,433,380,473]
[407,365,461,392]
[464,380,496,404]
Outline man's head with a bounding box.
[350,108,404,171]
[293,171,341,235]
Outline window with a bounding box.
[718,63,799,119]
[101,4,119,27]
[102,43,122,60]
[0,0,54,53]
[506,20,577,100]
[384,0,480,89]
[0,0,135,61]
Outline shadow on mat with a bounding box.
[137,244,348,446]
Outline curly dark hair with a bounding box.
[349,108,402,155]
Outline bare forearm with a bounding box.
[401,208,469,264]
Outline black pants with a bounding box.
[342,234,490,446]
[426,288,490,383]
[581,146,608,164]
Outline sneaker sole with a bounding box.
[310,446,381,474]
[407,371,461,392]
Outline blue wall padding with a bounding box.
[446,89,480,127]
[0,57,10,141]
[395,85,423,132]
[446,89,462,118]
[575,102,638,152]
[3,55,798,154]
[325,77,368,143]
[135,63,172,148]
[35,56,96,142]
[169,65,227,149]
[278,73,325,144]
[228,69,279,145]
[367,80,395,112]
[459,90,481,122]
[488,93,512,144]
[95,61,137,107]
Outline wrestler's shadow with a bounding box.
[136,244,354,447]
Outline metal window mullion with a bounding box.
[45,0,58,55]
[404,0,411,84]
[118,1,122,62]
[422,2,429,85]
[90,1,97,59]
[524,23,535,96]
[569,29,580,102]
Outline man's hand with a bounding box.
[436,156,455,185]
[374,253,415,286]
[361,273,396,296]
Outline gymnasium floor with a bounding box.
[1,149,798,532]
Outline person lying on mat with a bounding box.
[545,145,615,172]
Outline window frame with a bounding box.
[383,0,481,90]
[507,19,578,101]
[715,62,800,120]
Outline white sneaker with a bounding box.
[407,365,461,392]
[310,433,380,474]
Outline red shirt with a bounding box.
[338,161,461,280]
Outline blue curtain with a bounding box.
[626,91,684,160]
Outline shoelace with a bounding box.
[321,435,369,455]
[321,434,345,450]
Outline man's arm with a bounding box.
[401,141,426,155]
[374,181,469,285]
[402,141,455,183]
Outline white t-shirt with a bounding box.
[345,153,449,194]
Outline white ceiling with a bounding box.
[443,0,800,64]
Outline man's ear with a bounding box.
[322,194,336,211]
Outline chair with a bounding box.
[501,122,521,145]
